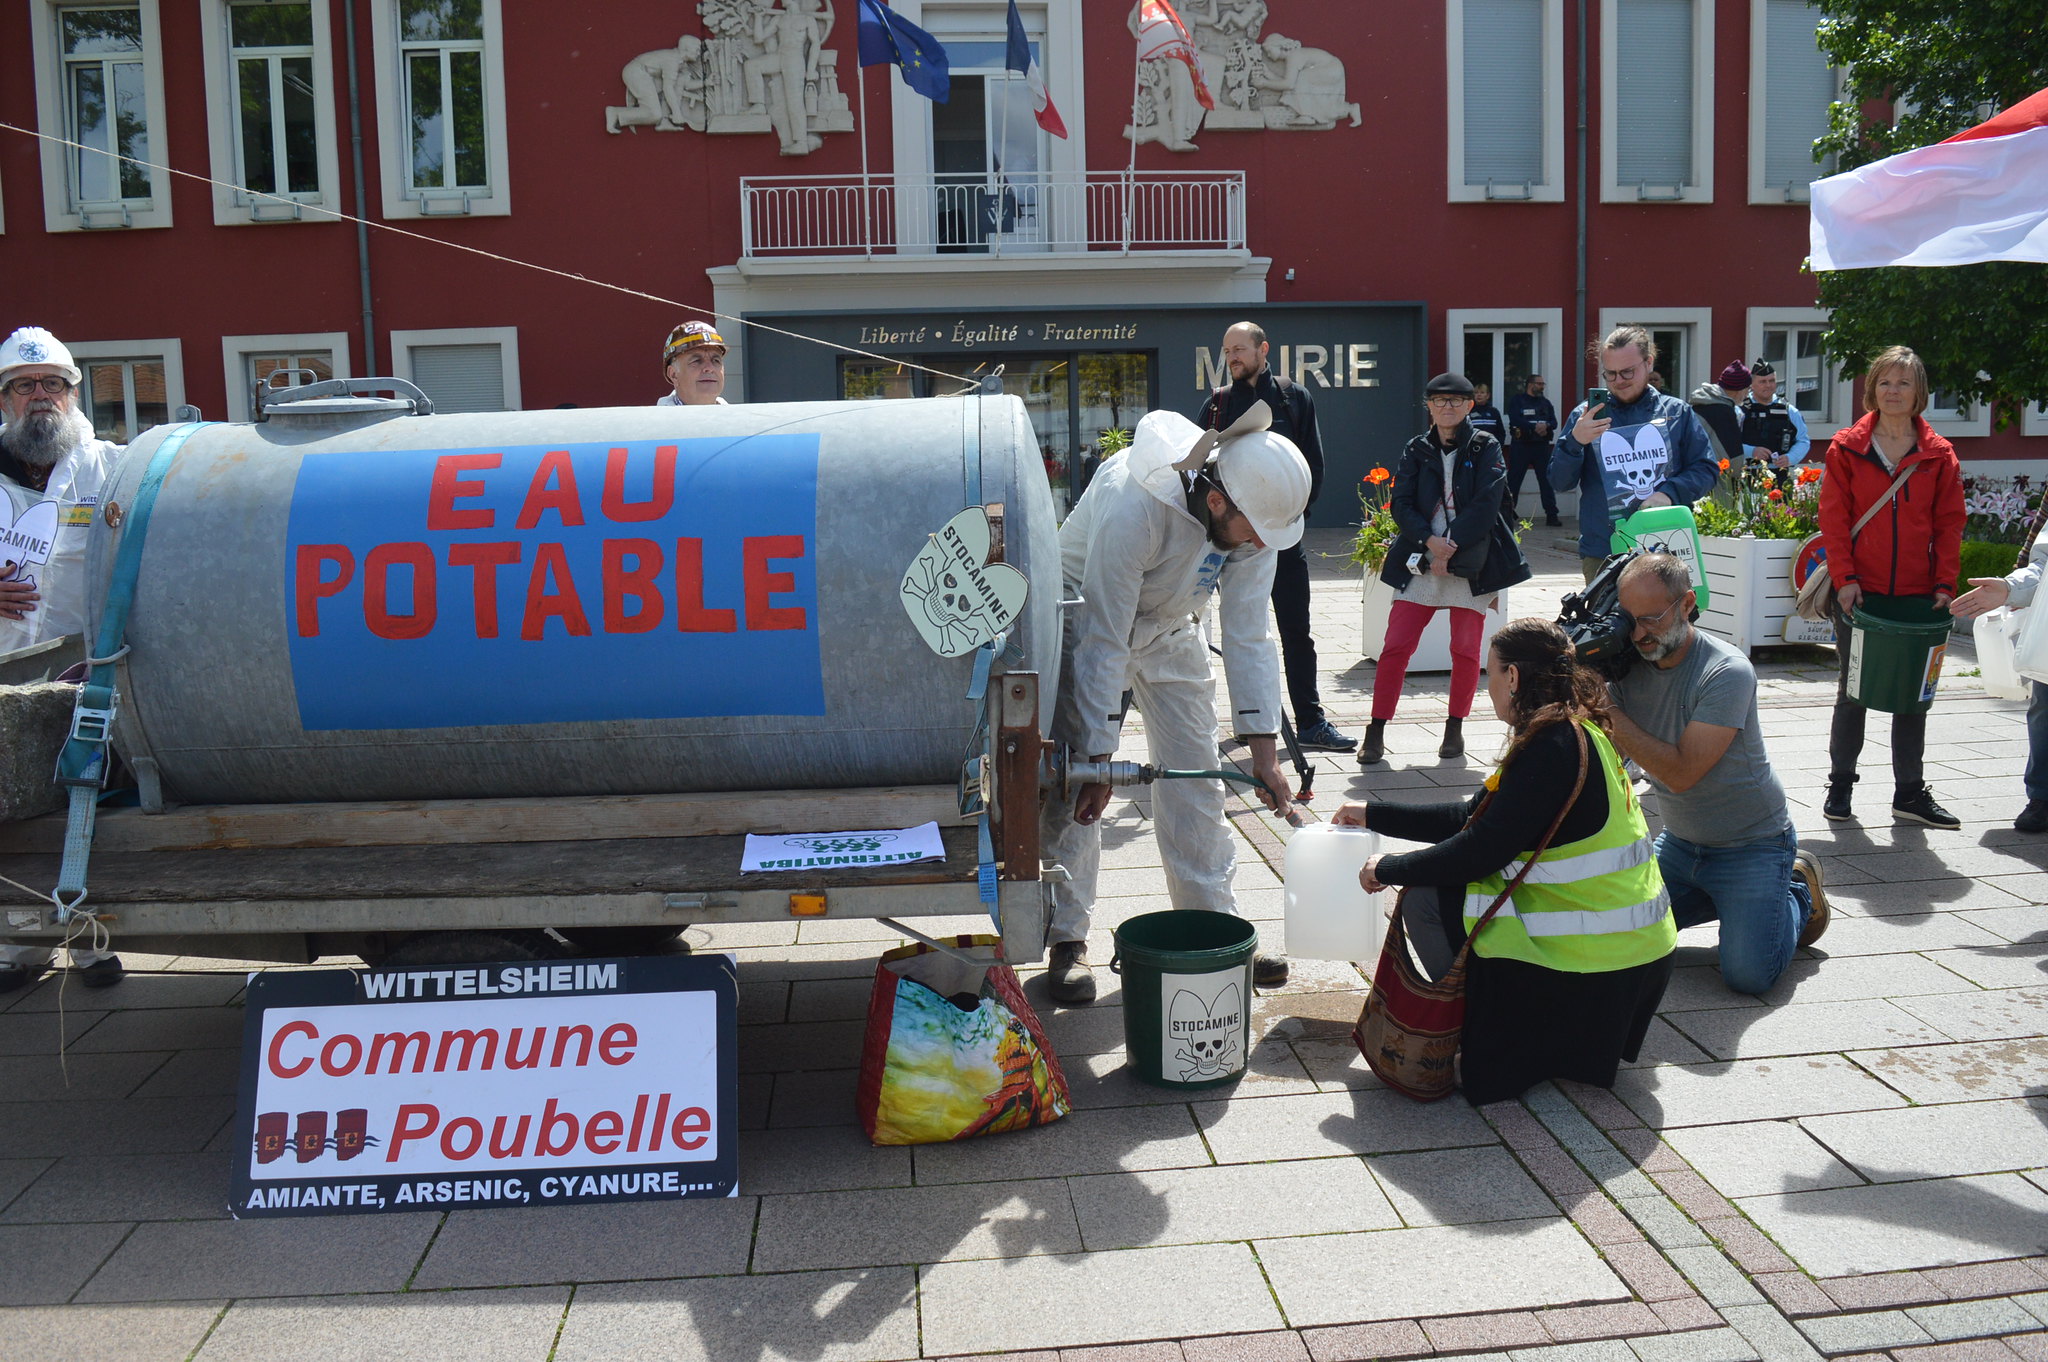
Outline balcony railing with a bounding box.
[739,171,1247,258]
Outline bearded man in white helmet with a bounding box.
[0,326,125,992]
[1038,402,1310,1004]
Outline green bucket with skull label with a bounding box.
[1110,909,1256,1089]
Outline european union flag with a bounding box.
[856,0,949,103]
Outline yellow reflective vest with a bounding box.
[1463,722,1675,973]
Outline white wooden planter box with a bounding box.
[1361,572,1507,673]
[1698,534,1825,656]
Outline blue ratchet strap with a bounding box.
[52,423,210,918]
[959,391,1002,918]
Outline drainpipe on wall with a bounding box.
[1574,0,1588,389]
[344,0,377,375]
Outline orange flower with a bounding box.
[1768,488,1784,501]
[1718,458,1731,472]
[1797,466,1823,485]
[1366,467,1392,485]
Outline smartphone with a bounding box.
[1586,387,1612,411]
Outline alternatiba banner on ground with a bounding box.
[230,953,738,1218]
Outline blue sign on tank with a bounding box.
[284,435,825,730]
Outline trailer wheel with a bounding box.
[556,926,690,955]
[378,929,567,967]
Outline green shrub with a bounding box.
[1958,539,2023,589]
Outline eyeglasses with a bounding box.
[1427,395,1473,409]
[1601,363,1645,383]
[4,375,72,396]
[1631,596,1687,635]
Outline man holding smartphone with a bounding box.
[1549,326,1717,582]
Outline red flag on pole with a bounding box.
[1134,0,1214,111]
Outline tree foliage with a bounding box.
[1812,0,2048,423]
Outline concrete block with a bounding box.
[1905,1301,2048,1343]
[0,1051,171,1103]
[1740,1175,2048,1277]
[1180,1330,1313,1362]
[412,1198,756,1289]
[1368,1146,1556,1227]
[920,1243,1281,1356]
[912,1101,1212,1185]
[1800,1099,2048,1182]
[0,1301,222,1362]
[1612,1056,1907,1128]
[1921,1262,2048,1301]
[1796,1311,1934,1354]
[555,1269,919,1362]
[1193,1087,1498,1163]
[197,1287,571,1362]
[1,1152,232,1224]
[1666,999,1950,1062]
[1260,1220,1627,1327]
[1623,1198,1714,1252]
[1628,1328,1761,1362]
[1299,1319,1432,1362]
[1666,1246,1766,1307]
[1662,1122,1862,1201]
[1420,1312,1549,1352]
[1818,1272,1951,1311]
[0,1095,235,1158]
[1652,1297,1726,1333]
[738,1123,912,1196]
[0,682,73,822]
[1508,1341,1640,1362]
[76,1214,441,1302]
[1603,1243,1696,1302]
[1534,1302,1666,1343]
[754,1177,1079,1272]
[1718,1303,1825,1362]
[1072,1157,1400,1251]
[0,1221,134,1304]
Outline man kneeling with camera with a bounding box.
[1602,554,1830,993]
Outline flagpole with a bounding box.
[857,55,873,255]
[997,62,1014,258]
[1122,55,1141,254]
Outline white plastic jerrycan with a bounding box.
[1283,824,1383,962]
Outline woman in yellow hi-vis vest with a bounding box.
[1333,618,1675,1105]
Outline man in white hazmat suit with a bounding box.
[0,326,124,992]
[1039,403,1309,1005]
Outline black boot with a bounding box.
[1358,718,1387,766]
[1823,774,1856,821]
[1438,717,1465,759]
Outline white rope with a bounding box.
[0,120,977,388]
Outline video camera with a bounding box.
[1558,551,1640,680]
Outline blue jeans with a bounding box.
[2027,680,2048,802]
[1654,824,1810,995]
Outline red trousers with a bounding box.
[1372,599,1485,720]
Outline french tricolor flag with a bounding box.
[1005,0,1067,139]
[1810,85,2048,272]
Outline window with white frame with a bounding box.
[1924,387,1991,439]
[222,331,352,420]
[390,328,519,412]
[67,339,185,442]
[1597,307,1710,396]
[1748,0,1837,203]
[1601,0,1714,203]
[200,0,342,225]
[370,0,510,218]
[1745,308,1851,439]
[1448,0,1564,202]
[2026,399,2048,439]
[29,1,174,230]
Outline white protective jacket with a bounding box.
[0,412,119,655]
[1057,411,1284,758]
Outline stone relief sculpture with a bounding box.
[1124,0,1360,150]
[605,0,853,154]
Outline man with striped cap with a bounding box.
[657,319,731,406]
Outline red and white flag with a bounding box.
[1134,0,1214,111]
[1810,86,2048,271]
[1005,0,1066,138]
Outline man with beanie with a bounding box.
[1689,361,1753,468]
[1198,322,1353,752]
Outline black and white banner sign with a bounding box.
[230,954,737,1218]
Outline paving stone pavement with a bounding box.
[1,525,2046,1360]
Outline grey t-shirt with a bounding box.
[1611,628,1788,846]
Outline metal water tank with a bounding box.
[87,388,1060,805]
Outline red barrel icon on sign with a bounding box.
[335,1108,369,1161]
[292,1111,329,1162]
[255,1112,288,1163]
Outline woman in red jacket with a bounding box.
[1816,347,1966,828]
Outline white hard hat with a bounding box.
[0,327,81,386]
[1215,430,1311,551]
